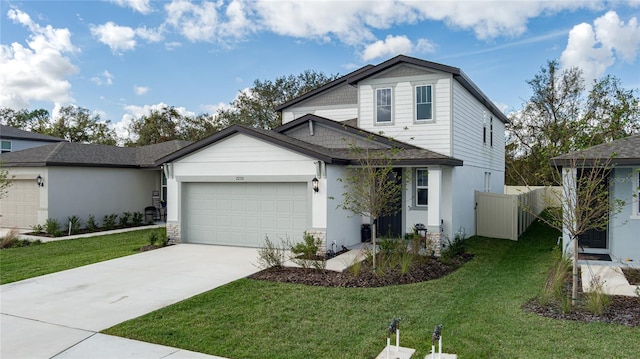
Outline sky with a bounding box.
[1,0,639,142]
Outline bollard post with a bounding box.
[431,324,442,359]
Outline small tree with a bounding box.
[337,143,404,269]
[0,163,13,199]
[532,151,626,306]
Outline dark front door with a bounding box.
[376,168,403,238]
[577,168,610,249]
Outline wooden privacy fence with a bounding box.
[475,187,561,241]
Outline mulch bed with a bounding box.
[248,253,474,288]
[622,268,640,285]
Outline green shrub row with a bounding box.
[30,211,152,237]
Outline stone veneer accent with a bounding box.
[306,229,327,256]
[426,231,443,257]
[166,222,181,244]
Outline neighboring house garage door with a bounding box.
[0,180,39,229]
[183,182,308,247]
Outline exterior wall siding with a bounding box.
[609,167,640,261]
[3,139,60,152]
[357,73,452,156]
[47,167,159,225]
[282,106,357,124]
[326,164,366,248]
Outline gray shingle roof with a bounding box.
[0,125,66,142]
[552,134,640,166]
[1,140,192,168]
[156,122,463,167]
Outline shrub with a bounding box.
[67,215,82,235]
[539,250,571,306]
[291,232,321,259]
[256,236,287,270]
[131,211,144,226]
[441,230,467,260]
[30,224,44,234]
[119,212,132,227]
[148,232,159,246]
[583,275,612,315]
[102,213,118,230]
[0,229,19,249]
[45,218,62,237]
[86,215,98,232]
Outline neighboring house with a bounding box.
[157,55,507,251]
[1,139,191,229]
[0,124,66,153]
[553,134,640,263]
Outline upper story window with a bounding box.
[416,168,428,206]
[415,85,433,121]
[1,140,11,153]
[490,117,494,147]
[376,88,392,124]
[633,169,640,218]
[482,111,487,145]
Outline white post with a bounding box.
[386,337,390,359]
[396,329,400,352]
[431,345,435,359]
[438,335,442,359]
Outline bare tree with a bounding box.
[337,143,404,269]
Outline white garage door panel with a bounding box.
[184,182,308,247]
[0,180,39,228]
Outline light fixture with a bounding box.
[312,177,319,193]
[36,175,44,187]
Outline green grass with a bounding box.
[0,228,165,284]
[103,221,640,358]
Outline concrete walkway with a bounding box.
[581,264,639,297]
[1,244,259,359]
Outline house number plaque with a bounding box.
[235,176,244,181]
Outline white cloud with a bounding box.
[165,41,182,50]
[91,70,114,86]
[561,11,640,83]
[201,101,228,114]
[109,0,154,14]
[91,22,137,52]
[361,35,436,61]
[361,35,414,61]
[0,9,78,109]
[135,26,164,42]
[593,11,640,63]
[133,85,149,95]
[115,102,195,143]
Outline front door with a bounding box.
[377,168,403,238]
[577,168,610,249]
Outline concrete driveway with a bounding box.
[1,244,259,359]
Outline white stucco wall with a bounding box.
[609,167,640,262]
[46,167,160,225]
[325,164,362,248]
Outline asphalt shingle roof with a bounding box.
[1,140,192,168]
[0,125,66,142]
[552,134,640,166]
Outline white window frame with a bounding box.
[375,87,393,124]
[633,168,640,219]
[415,168,428,207]
[482,111,487,145]
[415,84,434,123]
[490,117,494,147]
[484,172,492,192]
[1,140,11,153]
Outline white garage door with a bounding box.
[0,180,39,229]
[183,182,309,247]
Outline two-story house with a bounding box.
[158,55,507,251]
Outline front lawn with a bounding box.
[0,228,165,284]
[104,221,640,358]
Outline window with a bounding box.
[484,172,491,192]
[376,88,392,123]
[416,169,428,206]
[490,117,494,147]
[161,171,167,202]
[482,111,487,144]
[415,85,433,121]
[1,140,11,153]
[634,169,640,218]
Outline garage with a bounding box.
[0,179,39,229]
[182,182,309,247]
